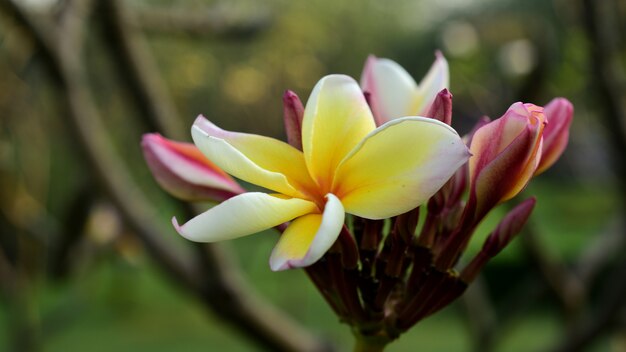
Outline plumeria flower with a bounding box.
[142,133,244,202]
[173,74,470,271]
[361,52,449,125]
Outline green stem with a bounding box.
[353,334,390,352]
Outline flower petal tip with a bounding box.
[171,216,198,242]
[269,253,313,272]
[269,257,294,272]
[172,216,183,234]
[193,114,208,125]
[141,132,160,145]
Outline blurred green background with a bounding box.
[1,0,625,351]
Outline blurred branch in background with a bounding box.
[456,0,626,350]
[576,216,625,287]
[0,223,41,352]
[459,277,497,352]
[520,225,584,322]
[0,0,329,351]
[47,183,94,279]
[133,4,272,39]
[549,0,626,350]
[100,0,185,140]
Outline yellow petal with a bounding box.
[192,117,317,198]
[333,117,470,219]
[302,75,376,194]
[173,192,317,242]
[269,194,344,271]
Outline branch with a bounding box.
[580,0,626,195]
[99,0,186,140]
[133,5,271,39]
[0,232,16,295]
[576,215,626,286]
[195,244,332,352]
[549,0,626,350]
[48,184,94,280]
[520,224,585,321]
[460,276,497,352]
[0,218,41,352]
[550,258,626,352]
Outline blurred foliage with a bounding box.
[1,0,625,351]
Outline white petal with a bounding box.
[414,52,449,115]
[173,192,317,242]
[192,117,316,198]
[361,58,418,124]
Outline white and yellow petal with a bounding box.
[192,117,317,198]
[302,75,376,193]
[333,117,470,219]
[412,52,449,115]
[360,57,418,125]
[173,192,317,242]
[269,194,345,271]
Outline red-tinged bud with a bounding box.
[441,201,464,233]
[482,197,536,257]
[394,208,420,244]
[535,98,573,175]
[283,90,305,150]
[468,103,545,219]
[425,89,453,125]
[141,133,244,202]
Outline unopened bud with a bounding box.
[482,197,536,257]
[425,89,453,125]
[283,90,305,150]
[468,103,545,219]
[141,133,244,202]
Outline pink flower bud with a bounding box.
[469,103,545,218]
[535,98,573,175]
[482,197,536,257]
[424,89,453,125]
[283,90,305,150]
[141,133,244,202]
